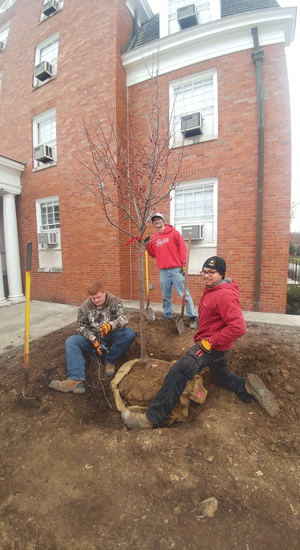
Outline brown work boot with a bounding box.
[245,373,280,417]
[104,362,115,378]
[48,379,85,394]
[121,409,154,429]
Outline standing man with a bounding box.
[146,213,198,329]
[121,256,280,429]
[49,281,136,393]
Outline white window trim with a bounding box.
[36,196,62,272]
[32,108,57,170]
[40,0,64,22]
[0,0,17,13]
[33,32,59,88]
[170,178,218,248]
[0,22,10,51]
[169,68,218,149]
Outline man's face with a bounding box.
[201,268,223,288]
[90,290,106,308]
[153,217,165,231]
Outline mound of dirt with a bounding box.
[0,310,299,550]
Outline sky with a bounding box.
[147,0,300,231]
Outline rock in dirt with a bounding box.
[198,497,218,518]
[284,383,296,394]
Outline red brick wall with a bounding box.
[0,0,290,312]
[0,0,133,305]
[127,45,291,313]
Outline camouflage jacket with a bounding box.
[77,293,129,342]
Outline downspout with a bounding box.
[251,27,264,312]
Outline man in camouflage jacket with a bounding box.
[49,281,136,393]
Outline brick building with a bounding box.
[0,0,297,312]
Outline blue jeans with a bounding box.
[65,328,136,380]
[160,267,197,318]
[146,345,252,426]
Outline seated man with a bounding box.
[121,256,280,429]
[49,281,136,393]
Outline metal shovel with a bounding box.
[18,242,40,408]
[144,247,155,321]
[175,232,192,335]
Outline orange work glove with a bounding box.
[196,339,212,356]
[99,322,112,338]
[92,338,103,356]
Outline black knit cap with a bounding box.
[202,256,226,277]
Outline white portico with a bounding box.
[0,155,26,306]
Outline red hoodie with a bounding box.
[147,225,187,269]
[193,280,246,351]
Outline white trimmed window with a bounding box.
[0,22,10,51]
[34,33,59,87]
[36,196,62,271]
[33,108,57,169]
[0,0,17,13]
[40,0,64,21]
[169,69,218,148]
[170,179,217,273]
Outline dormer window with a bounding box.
[169,1,211,35]
[177,4,198,30]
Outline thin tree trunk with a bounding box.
[138,240,148,364]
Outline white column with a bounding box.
[0,252,10,307]
[3,192,25,303]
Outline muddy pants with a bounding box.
[146,344,252,426]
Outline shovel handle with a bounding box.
[24,242,32,374]
[180,232,192,314]
[145,249,150,297]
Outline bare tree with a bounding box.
[75,74,184,364]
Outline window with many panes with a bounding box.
[169,69,217,148]
[40,200,60,231]
[34,33,59,86]
[32,108,57,169]
[171,179,217,246]
[36,196,62,271]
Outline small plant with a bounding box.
[286,284,300,315]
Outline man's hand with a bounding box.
[92,338,103,356]
[143,236,150,245]
[99,322,112,338]
[182,266,186,276]
[197,339,212,355]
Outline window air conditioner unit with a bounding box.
[34,60,54,82]
[38,232,59,246]
[182,225,204,241]
[0,41,4,52]
[42,0,59,17]
[47,232,59,245]
[34,144,54,163]
[38,233,48,245]
[181,112,204,138]
[177,4,198,30]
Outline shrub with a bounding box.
[286,284,300,315]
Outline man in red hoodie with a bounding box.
[146,213,198,329]
[121,256,280,429]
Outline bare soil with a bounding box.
[0,310,300,550]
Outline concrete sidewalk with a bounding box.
[0,299,300,356]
